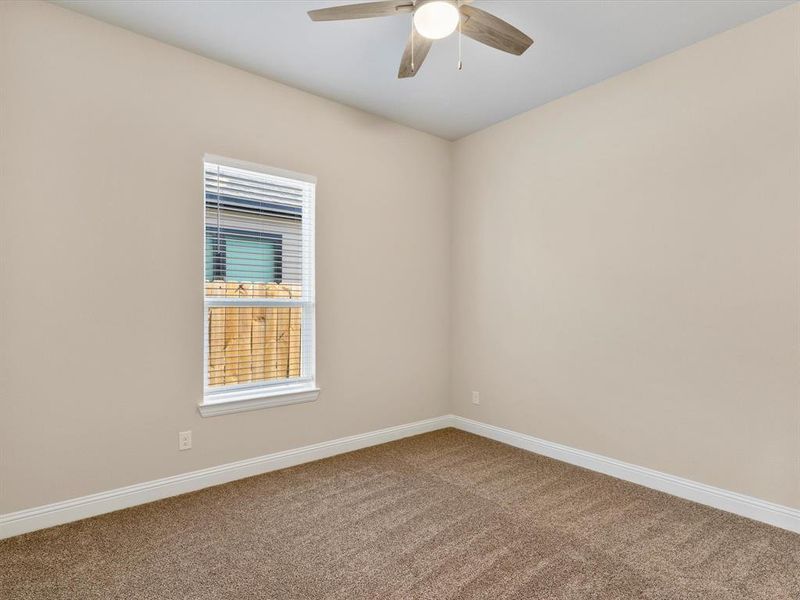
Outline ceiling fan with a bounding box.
[308,0,533,78]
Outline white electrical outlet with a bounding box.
[178,430,192,451]
[472,391,480,405]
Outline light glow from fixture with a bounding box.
[413,1,460,40]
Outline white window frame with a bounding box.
[199,154,319,417]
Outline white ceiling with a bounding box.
[57,0,794,140]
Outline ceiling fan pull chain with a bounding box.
[458,13,463,71]
[411,20,416,72]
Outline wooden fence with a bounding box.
[206,282,302,387]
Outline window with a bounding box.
[200,155,317,416]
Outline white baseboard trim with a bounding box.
[0,415,453,540]
[4,414,797,540]
[450,415,800,534]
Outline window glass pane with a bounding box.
[207,304,303,388]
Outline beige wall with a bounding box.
[451,5,800,509]
[0,2,452,513]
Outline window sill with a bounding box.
[199,385,320,417]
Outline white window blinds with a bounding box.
[203,156,315,404]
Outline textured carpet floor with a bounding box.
[2,428,799,599]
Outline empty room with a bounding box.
[1,0,799,598]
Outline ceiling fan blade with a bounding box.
[308,1,413,22]
[398,30,433,79]
[459,5,533,56]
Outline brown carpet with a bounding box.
[2,428,798,599]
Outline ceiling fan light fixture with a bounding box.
[413,1,460,40]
